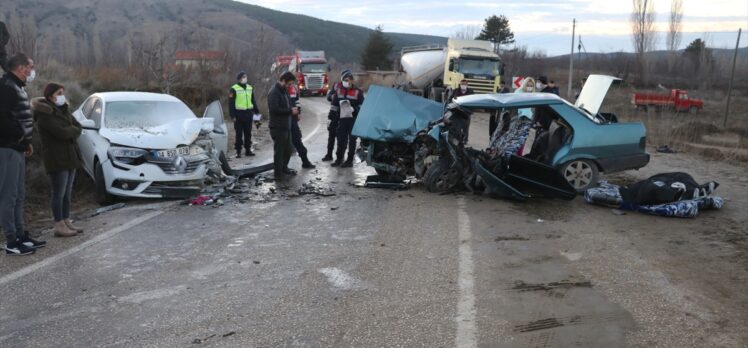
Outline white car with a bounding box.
[73,92,229,203]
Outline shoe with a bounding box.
[54,221,77,237]
[322,154,333,162]
[302,161,316,169]
[65,219,84,234]
[235,152,242,159]
[246,150,256,157]
[341,159,354,168]
[331,159,342,167]
[4,241,35,256]
[19,236,47,249]
[282,168,297,176]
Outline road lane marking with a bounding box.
[456,196,478,348]
[0,210,163,287]
[301,99,323,143]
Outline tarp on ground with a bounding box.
[352,85,443,143]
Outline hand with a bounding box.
[255,121,262,129]
[25,144,33,157]
[292,107,300,116]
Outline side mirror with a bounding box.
[80,119,97,129]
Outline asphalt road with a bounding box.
[1,97,746,348]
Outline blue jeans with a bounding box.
[0,148,26,242]
[49,169,76,222]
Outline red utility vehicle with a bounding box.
[632,89,704,112]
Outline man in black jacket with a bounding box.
[1,53,44,255]
[267,72,300,180]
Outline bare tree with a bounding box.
[666,0,683,72]
[630,0,657,84]
[453,25,481,40]
[6,13,38,58]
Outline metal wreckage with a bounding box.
[352,75,652,201]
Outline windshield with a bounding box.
[458,58,500,76]
[105,101,195,129]
[301,63,327,73]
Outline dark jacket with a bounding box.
[267,82,293,129]
[330,85,364,117]
[228,83,260,122]
[541,86,559,96]
[0,72,33,152]
[0,21,8,72]
[452,87,474,99]
[32,98,83,173]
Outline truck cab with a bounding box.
[672,89,703,112]
[289,51,330,97]
[444,39,502,94]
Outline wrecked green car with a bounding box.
[352,75,649,200]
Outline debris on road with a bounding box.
[364,175,410,190]
[656,145,677,154]
[93,203,126,216]
[298,180,336,197]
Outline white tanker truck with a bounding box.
[399,38,503,102]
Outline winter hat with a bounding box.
[236,71,247,80]
[341,69,354,81]
[537,76,548,84]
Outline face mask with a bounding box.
[26,69,36,83]
[536,82,546,90]
[342,81,351,88]
[240,78,248,84]
[55,95,66,106]
[460,85,467,91]
[525,86,534,92]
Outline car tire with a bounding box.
[423,157,462,193]
[560,159,599,193]
[94,162,115,205]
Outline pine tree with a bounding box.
[360,25,393,71]
[476,15,515,53]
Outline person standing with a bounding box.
[286,80,315,169]
[498,81,511,94]
[0,53,44,255]
[322,70,349,162]
[267,72,299,180]
[228,71,260,158]
[331,71,364,168]
[547,80,560,95]
[32,83,82,238]
[451,79,474,100]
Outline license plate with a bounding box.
[155,146,190,158]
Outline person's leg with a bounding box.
[270,128,284,177]
[334,119,352,165]
[324,115,339,161]
[234,121,243,157]
[283,129,293,170]
[49,171,66,223]
[243,121,254,155]
[0,149,22,244]
[62,169,76,221]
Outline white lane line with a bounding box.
[301,99,324,143]
[0,210,163,287]
[456,196,478,348]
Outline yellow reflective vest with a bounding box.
[231,84,254,110]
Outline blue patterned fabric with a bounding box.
[584,181,724,218]
[489,117,532,161]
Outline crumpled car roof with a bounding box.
[454,92,565,109]
[352,85,444,143]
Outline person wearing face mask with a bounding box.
[267,72,300,180]
[330,70,364,168]
[32,83,83,238]
[228,71,260,159]
[322,70,350,162]
[0,53,43,255]
[452,79,474,100]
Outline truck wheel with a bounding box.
[423,158,462,193]
[94,162,115,205]
[689,106,698,113]
[560,159,599,193]
[430,87,445,103]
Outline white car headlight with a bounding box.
[108,147,148,164]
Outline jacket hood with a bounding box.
[99,117,214,150]
[32,97,69,117]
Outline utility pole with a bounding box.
[567,19,576,99]
[723,28,742,128]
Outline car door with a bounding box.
[203,100,228,156]
[75,97,99,177]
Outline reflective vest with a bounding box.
[231,84,254,110]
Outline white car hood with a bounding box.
[100,118,214,149]
[575,74,621,115]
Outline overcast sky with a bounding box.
[241,0,747,55]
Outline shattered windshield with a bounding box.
[301,63,327,73]
[105,101,195,129]
[458,58,500,76]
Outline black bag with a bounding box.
[620,172,718,205]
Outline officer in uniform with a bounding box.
[286,79,315,169]
[321,70,349,162]
[228,71,260,158]
[330,70,364,168]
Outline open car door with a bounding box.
[475,155,577,201]
[203,100,228,157]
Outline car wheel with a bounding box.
[94,162,115,205]
[561,159,599,193]
[424,157,462,193]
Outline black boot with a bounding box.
[235,151,242,159]
[301,156,316,169]
[322,153,333,161]
[341,158,354,168]
[331,158,343,167]
[246,149,256,156]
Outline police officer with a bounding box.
[331,70,364,168]
[286,78,315,169]
[321,70,349,162]
[229,71,260,158]
[452,78,474,100]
